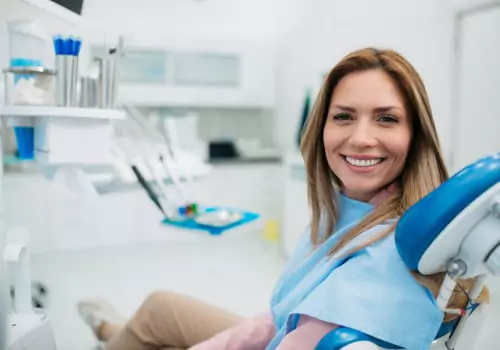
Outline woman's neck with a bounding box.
[341,183,397,206]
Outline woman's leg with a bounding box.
[103,290,244,350]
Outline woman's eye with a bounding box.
[378,115,399,124]
[333,113,352,121]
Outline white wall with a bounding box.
[452,0,500,12]
[0,0,86,72]
[81,0,310,43]
[275,0,457,161]
[452,4,500,171]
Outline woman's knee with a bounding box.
[140,290,178,317]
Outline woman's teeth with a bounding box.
[345,156,383,167]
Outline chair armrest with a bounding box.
[315,327,402,350]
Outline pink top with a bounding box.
[190,185,396,350]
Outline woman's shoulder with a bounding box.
[355,225,435,297]
[358,222,405,264]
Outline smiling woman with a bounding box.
[300,47,488,329]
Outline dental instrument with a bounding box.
[131,164,168,217]
[111,110,183,216]
[123,105,191,206]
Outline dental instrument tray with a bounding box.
[162,207,260,235]
[130,162,259,235]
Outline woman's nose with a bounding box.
[348,120,377,148]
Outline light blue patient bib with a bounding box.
[266,194,444,350]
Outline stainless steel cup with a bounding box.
[79,77,98,107]
[56,55,78,106]
[55,55,67,106]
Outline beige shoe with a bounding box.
[77,298,125,340]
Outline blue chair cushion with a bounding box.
[395,153,500,271]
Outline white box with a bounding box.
[35,117,114,165]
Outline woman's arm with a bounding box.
[189,312,276,350]
[276,315,338,350]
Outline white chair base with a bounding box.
[8,310,57,350]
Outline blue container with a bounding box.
[14,127,35,159]
[10,58,41,160]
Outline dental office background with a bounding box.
[0,0,499,349]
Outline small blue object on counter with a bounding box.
[162,207,260,235]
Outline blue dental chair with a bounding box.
[316,153,500,350]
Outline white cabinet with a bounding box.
[89,35,276,108]
[3,164,281,254]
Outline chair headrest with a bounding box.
[395,153,500,274]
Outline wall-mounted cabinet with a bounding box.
[89,36,276,108]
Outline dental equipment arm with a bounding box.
[112,106,191,213]
[316,153,500,350]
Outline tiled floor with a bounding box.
[28,229,500,350]
[30,229,285,350]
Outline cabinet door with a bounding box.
[91,47,168,84]
[173,52,240,87]
[92,40,274,108]
[453,7,500,173]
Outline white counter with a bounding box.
[3,163,283,254]
[280,152,310,258]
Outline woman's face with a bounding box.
[323,69,412,202]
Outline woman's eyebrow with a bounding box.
[331,105,357,112]
[330,105,405,114]
[373,106,405,113]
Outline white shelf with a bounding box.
[0,106,125,120]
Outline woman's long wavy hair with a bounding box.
[300,48,488,321]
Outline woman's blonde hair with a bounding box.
[300,47,488,321]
